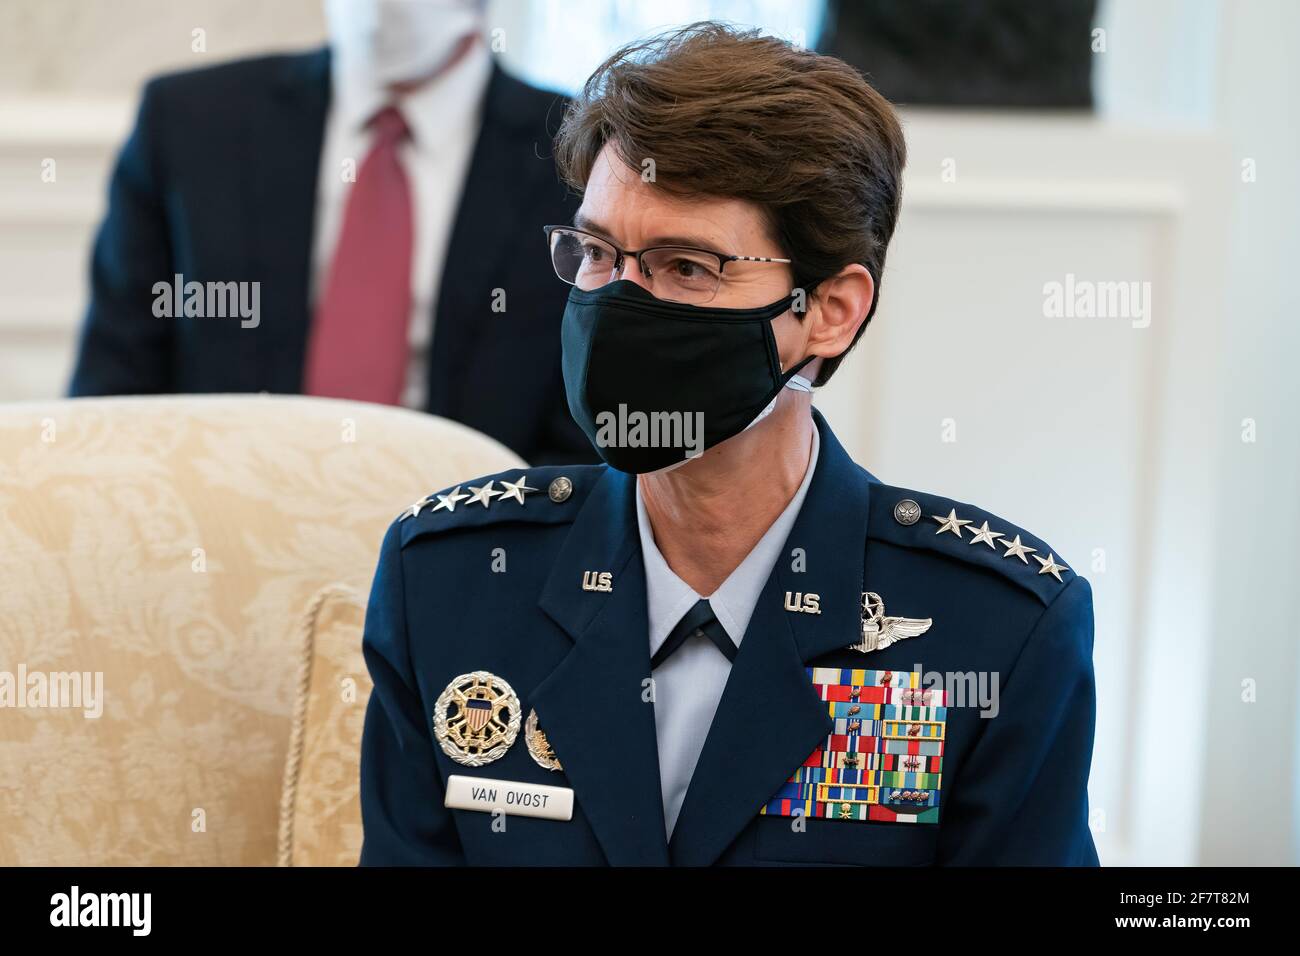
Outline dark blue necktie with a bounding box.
[651,599,737,669]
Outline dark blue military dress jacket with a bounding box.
[359,411,1099,866]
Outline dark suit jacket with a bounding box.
[69,48,592,465]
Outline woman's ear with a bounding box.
[805,264,875,360]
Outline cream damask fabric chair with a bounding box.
[0,395,523,865]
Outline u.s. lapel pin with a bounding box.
[849,591,932,654]
[783,591,821,614]
[581,570,613,593]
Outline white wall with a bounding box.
[817,109,1232,865]
[0,0,324,95]
[1196,0,1300,866]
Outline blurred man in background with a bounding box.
[69,0,590,464]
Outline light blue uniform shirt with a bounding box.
[635,425,820,837]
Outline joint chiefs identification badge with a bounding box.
[433,671,521,767]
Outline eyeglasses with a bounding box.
[543,225,792,305]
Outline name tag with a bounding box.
[444,774,574,821]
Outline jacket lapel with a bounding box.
[668,412,875,865]
[529,467,671,865]
[248,47,330,390]
[427,65,564,416]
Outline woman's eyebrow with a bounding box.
[572,212,613,239]
[572,213,726,254]
[647,235,727,254]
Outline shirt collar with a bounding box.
[637,424,821,657]
[329,37,492,152]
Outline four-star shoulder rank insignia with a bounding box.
[850,591,933,654]
[911,498,1069,587]
[404,472,558,526]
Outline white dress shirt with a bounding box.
[312,40,492,409]
[636,425,821,837]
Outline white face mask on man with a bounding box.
[324,0,484,88]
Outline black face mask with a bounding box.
[561,279,814,474]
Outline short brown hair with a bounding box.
[554,21,906,385]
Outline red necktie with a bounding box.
[304,106,413,405]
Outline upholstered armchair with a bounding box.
[0,396,523,865]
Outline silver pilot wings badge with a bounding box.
[849,591,933,654]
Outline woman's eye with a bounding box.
[668,258,711,280]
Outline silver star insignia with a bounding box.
[850,592,933,654]
[497,476,538,505]
[967,521,1004,549]
[1001,534,1037,563]
[1035,552,1069,583]
[465,481,500,508]
[430,486,469,513]
[931,508,972,538]
[401,495,437,520]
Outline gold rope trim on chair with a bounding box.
[277,583,363,867]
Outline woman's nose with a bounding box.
[615,254,654,292]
